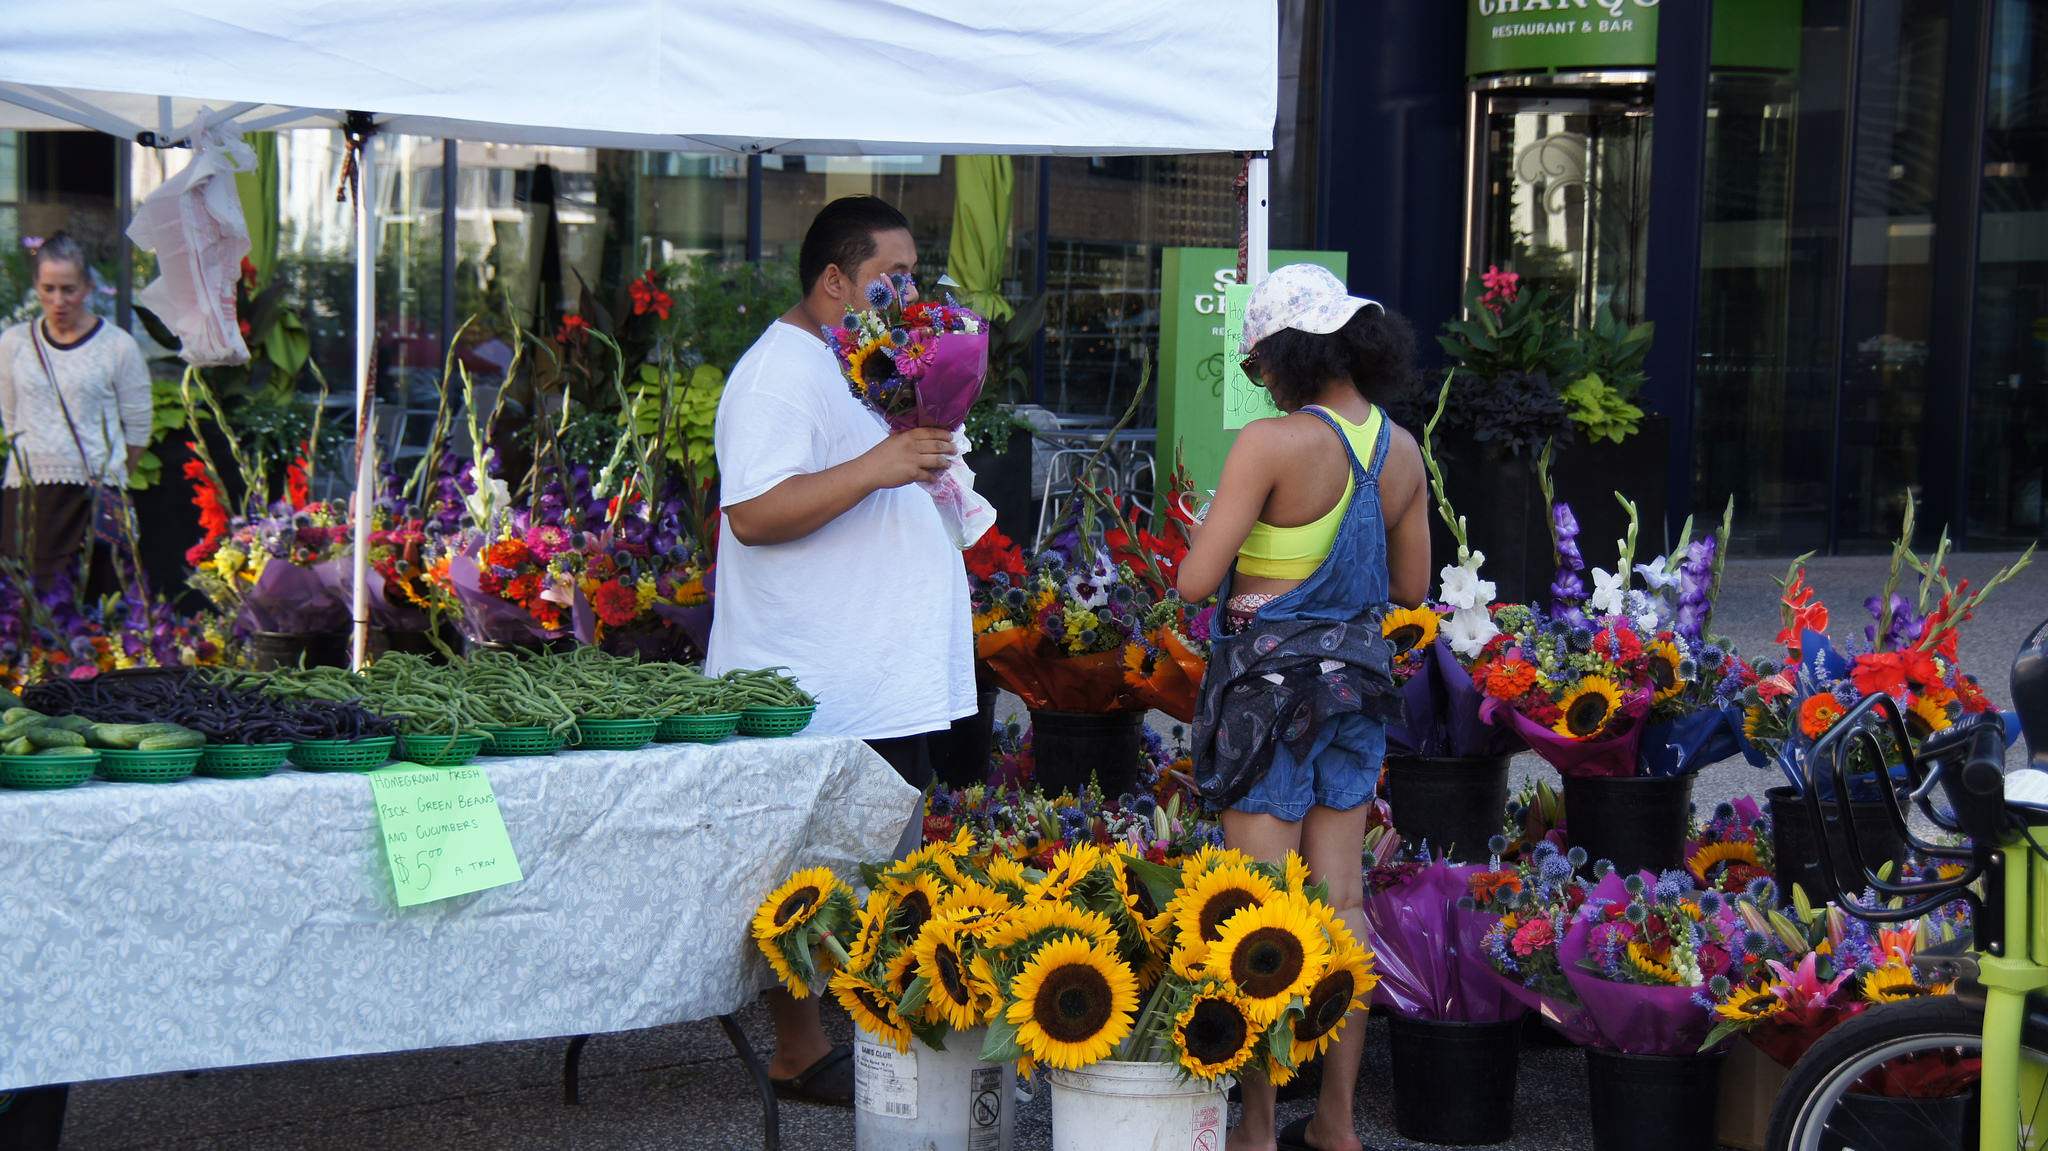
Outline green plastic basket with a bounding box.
[98,747,202,783]
[569,717,660,751]
[398,733,487,767]
[287,736,398,772]
[196,742,292,778]
[1,752,99,790]
[738,705,817,738]
[480,726,562,757]
[656,712,741,744]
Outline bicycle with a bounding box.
[1766,619,2048,1151]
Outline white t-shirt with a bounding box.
[707,319,975,740]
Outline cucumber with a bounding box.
[84,722,170,749]
[136,731,206,751]
[35,746,98,757]
[0,718,44,742]
[48,715,97,734]
[25,727,86,749]
[2,707,45,726]
[3,736,33,757]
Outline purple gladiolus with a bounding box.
[1552,503,1584,569]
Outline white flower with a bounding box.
[1634,559,1680,591]
[465,461,509,529]
[1439,562,1496,611]
[1442,605,1500,658]
[1587,567,1626,616]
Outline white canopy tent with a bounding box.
[0,0,1278,666]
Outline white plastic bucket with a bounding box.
[854,1026,1015,1151]
[1045,1059,1229,1151]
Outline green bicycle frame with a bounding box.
[1974,818,2048,1150]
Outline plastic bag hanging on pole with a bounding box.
[125,111,258,366]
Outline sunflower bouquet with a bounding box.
[1738,511,2031,798]
[1470,603,1658,777]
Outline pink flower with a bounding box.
[1480,265,1520,304]
[525,524,573,561]
[1511,917,1556,957]
[1766,951,1850,1012]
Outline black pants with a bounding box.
[0,484,117,597]
[0,1085,68,1151]
[865,734,931,860]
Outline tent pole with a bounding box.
[1246,152,1270,287]
[351,135,377,672]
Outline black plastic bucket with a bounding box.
[1564,773,1695,877]
[1766,785,1907,908]
[1584,1048,1727,1151]
[1821,1091,1973,1151]
[249,630,349,672]
[1029,708,1145,797]
[1388,1015,1521,1145]
[930,687,1000,788]
[1383,755,1513,862]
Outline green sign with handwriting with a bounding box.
[368,765,523,906]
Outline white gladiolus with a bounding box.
[1439,561,1496,611]
[1442,605,1500,658]
[1587,567,1626,616]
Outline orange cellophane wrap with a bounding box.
[976,629,1143,712]
[1122,629,1207,723]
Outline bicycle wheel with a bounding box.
[1768,995,2048,1151]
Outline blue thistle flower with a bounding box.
[1709,974,1732,997]
[1746,876,1778,904]
[1567,846,1589,869]
[1700,644,1727,671]
[1654,869,1693,900]
[1539,852,1574,883]
[1713,802,1737,822]
[1624,874,1648,897]
[1570,626,1594,651]
[1699,891,1724,916]
[1624,903,1649,926]
[1488,834,1510,855]
[840,313,861,330]
[864,280,894,309]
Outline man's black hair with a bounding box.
[799,196,913,297]
[1256,305,1416,412]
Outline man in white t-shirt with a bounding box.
[708,196,975,1106]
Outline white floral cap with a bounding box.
[1239,263,1383,354]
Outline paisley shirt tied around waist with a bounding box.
[1191,405,1406,808]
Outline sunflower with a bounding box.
[1172,985,1260,1079]
[1799,693,1846,739]
[1906,695,1954,740]
[1107,851,1168,930]
[913,917,984,1029]
[937,883,1014,933]
[1687,840,1763,887]
[1714,984,1787,1023]
[830,968,915,1052]
[1381,606,1439,655]
[1004,933,1138,1069]
[845,901,888,969]
[1289,947,1374,1064]
[751,868,842,943]
[1646,640,1685,704]
[1205,895,1330,1023]
[844,341,897,396]
[1553,676,1625,739]
[1743,704,1771,742]
[1863,963,1952,1003]
[982,901,1115,953]
[1280,852,1313,897]
[1027,842,1105,903]
[1171,863,1281,946]
[983,854,1032,898]
[883,872,945,948]
[1623,941,1683,985]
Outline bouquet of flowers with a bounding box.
[1685,798,1775,895]
[982,717,1203,811]
[426,487,584,647]
[188,497,353,635]
[922,781,1220,867]
[1359,826,1526,1021]
[827,276,995,547]
[1739,503,2031,798]
[1454,839,1601,1043]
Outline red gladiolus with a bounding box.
[184,458,229,561]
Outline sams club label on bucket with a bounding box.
[1192,1099,1223,1150]
[855,1035,917,1119]
[969,1064,1002,1149]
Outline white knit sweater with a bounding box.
[0,319,154,488]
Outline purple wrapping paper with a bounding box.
[1482,695,1647,778]
[1366,862,1525,1021]
[651,602,714,655]
[318,560,432,630]
[1449,906,1600,1045]
[447,553,570,644]
[909,333,987,431]
[244,560,350,633]
[1558,871,1722,1055]
[1391,639,1528,758]
[1638,708,1746,778]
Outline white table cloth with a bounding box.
[0,735,917,1090]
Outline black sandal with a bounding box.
[1277,1114,1318,1151]
[769,1042,855,1107]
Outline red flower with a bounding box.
[238,317,253,339]
[556,314,589,344]
[629,272,673,320]
[1592,627,1643,666]
[241,257,259,284]
[1510,917,1555,956]
[1851,649,1941,700]
[285,450,310,511]
[964,529,1027,585]
[1776,571,1829,650]
[184,458,229,551]
[591,579,640,627]
[1482,658,1539,698]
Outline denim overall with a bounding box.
[1200,404,1396,820]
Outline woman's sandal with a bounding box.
[769,1041,855,1107]
[1276,1113,1385,1151]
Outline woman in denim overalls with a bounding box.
[1179,265,1432,1151]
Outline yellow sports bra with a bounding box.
[1235,405,1385,580]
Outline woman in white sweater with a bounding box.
[0,232,154,590]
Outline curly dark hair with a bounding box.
[1253,304,1416,411]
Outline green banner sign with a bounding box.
[1467,0,1802,76]
[1157,248,1348,499]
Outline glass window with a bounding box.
[1967,0,2048,546]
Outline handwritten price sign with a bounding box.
[368,765,523,906]
[1221,284,1281,430]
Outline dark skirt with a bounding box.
[1,482,108,593]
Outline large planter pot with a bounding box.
[1822,1090,1973,1151]
[1584,1047,1728,1151]
[963,429,1034,547]
[929,686,999,788]
[1563,772,1694,877]
[1766,785,1906,909]
[853,1027,1014,1151]
[1028,708,1146,798]
[1427,418,1671,606]
[1387,1014,1521,1145]
[1045,1060,1226,1151]
[248,630,350,671]
[1382,754,1513,862]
